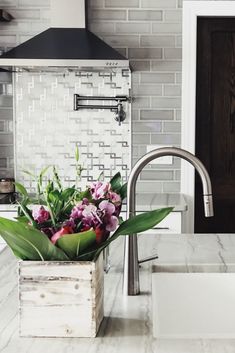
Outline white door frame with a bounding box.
[181,1,235,233]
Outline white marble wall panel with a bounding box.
[14,68,131,192]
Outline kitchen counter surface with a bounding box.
[136,193,187,212]
[1,233,235,353]
[0,193,187,212]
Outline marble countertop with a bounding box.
[0,193,187,212]
[1,233,235,353]
[136,193,187,212]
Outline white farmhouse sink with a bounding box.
[150,234,235,339]
[152,273,235,339]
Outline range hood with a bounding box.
[0,0,129,68]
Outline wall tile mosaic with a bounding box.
[14,68,131,192]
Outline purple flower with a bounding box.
[70,197,120,235]
[106,215,119,232]
[32,206,50,224]
[82,204,102,228]
[108,191,121,205]
[99,200,119,232]
[82,204,97,218]
[90,181,110,200]
[70,198,89,220]
[99,200,115,215]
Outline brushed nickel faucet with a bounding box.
[123,147,214,296]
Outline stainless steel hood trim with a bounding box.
[0,58,129,68]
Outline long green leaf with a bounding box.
[119,182,127,200]
[114,207,173,237]
[17,201,36,226]
[14,182,28,198]
[39,165,51,187]
[57,229,96,260]
[0,217,69,261]
[21,169,36,180]
[110,172,122,192]
[53,166,62,191]
[75,145,79,162]
[77,207,173,261]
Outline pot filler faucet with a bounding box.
[123,147,214,296]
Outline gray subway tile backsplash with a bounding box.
[140,35,175,47]
[102,34,140,47]
[116,22,151,33]
[164,9,182,22]
[128,10,162,21]
[130,60,151,71]
[163,121,181,133]
[0,158,7,168]
[129,48,163,59]
[164,47,182,60]
[0,133,13,145]
[151,97,181,109]
[90,9,127,20]
[141,0,177,9]
[140,170,174,180]
[140,109,174,120]
[105,0,139,7]
[141,72,175,83]
[151,133,181,145]
[152,22,182,33]
[151,60,182,72]
[133,84,162,96]
[163,84,181,96]
[133,121,162,133]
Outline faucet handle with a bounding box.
[203,194,214,217]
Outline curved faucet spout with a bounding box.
[123,147,214,296]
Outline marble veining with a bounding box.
[1,234,235,352]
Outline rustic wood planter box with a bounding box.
[18,255,104,338]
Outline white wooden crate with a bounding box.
[19,255,104,338]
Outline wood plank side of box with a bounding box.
[18,255,104,338]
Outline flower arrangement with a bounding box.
[0,151,173,262]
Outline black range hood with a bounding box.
[0,0,129,68]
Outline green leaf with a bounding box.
[21,169,36,180]
[114,207,174,237]
[77,207,173,261]
[119,182,127,200]
[61,188,77,201]
[14,182,28,198]
[56,229,97,259]
[0,217,69,261]
[75,145,79,162]
[17,202,38,228]
[39,165,51,187]
[53,166,62,191]
[15,216,29,224]
[110,172,122,192]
